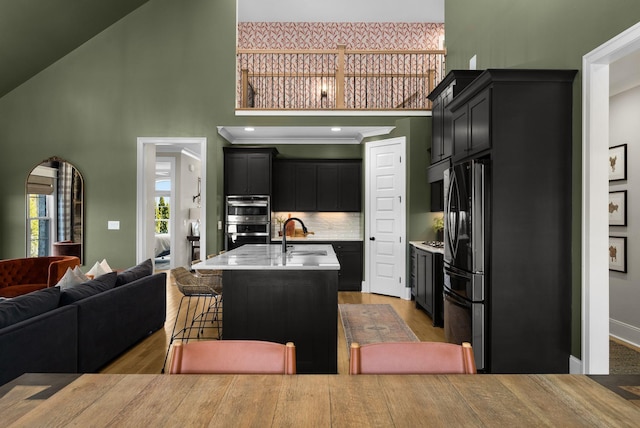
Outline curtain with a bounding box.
[57,162,72,241]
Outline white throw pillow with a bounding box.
[99,258,113,273]
[87,261,108,278]
[56,267,84,290]
[73,266,88,282]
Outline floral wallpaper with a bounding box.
[237,22,445,109]
[238,22,444,50]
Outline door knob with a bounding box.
[369,237,376,241]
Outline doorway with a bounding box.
[583,21,640,374]
[363,137,408,299]
[136,137,207,270]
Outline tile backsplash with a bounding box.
[272,212,362,240]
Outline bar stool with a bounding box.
[161,266,223,373]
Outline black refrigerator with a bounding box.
[443,159,488,372]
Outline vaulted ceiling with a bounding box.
[0,0,150,99]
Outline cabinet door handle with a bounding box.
[369,237,376,241]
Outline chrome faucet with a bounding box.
[281,217,308,253]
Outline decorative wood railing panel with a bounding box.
[237,46,445,111]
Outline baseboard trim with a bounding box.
[610,319,640,348]
[569,355,583,374]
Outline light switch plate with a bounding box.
[108,221,120,230]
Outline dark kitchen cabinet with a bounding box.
[224,148,276,195]
[316,164,339,210]
[452,88,491,161]
[273,160,361,212]
[447,69,577,373]
[272,161,316,211]
[294,163,317,211]
[272,161,295,210]
[427,160,448,212]
[410,244,443,327]
[316,162,361,211]
[222,269,337,374]
[428,70,482,165]
[332,241,363,291]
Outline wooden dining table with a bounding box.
[1,373,640,427]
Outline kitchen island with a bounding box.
[192,244,339,374]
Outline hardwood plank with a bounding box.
[377,375,482,427]
[12,374,134,426]
[159,376,232,426]
[212,375,283,426]
[274,376,332,426]
[327,376,396,427]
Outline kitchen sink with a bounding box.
[287,250,328,256]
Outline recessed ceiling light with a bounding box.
[331,127,341,132]
[244,127,255,132]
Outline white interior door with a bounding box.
[137,137,207,267]
[365,137,408,299]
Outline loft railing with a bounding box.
[237,45,446,111]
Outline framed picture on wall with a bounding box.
[609,144,627,181]
[609,190,627,226]
[609,236,627,273]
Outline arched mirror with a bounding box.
[26,157,84,263]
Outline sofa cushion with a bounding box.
[59,272,117,306]
[0,287,61,329]
[115,259,153,287]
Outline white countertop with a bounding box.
[410,241,445,254]
[192,244,340,271]
[270,235,362,242]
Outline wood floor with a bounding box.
[100,272,444,375]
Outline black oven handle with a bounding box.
[227,232,270,237]
[227,201,269,207]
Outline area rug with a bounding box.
[610,340,640,374]
[339,304,418,353]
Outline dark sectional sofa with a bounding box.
[0,260,166,385]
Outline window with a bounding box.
[27,193,54,257]
[155,178,171,234]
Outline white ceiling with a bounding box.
[218,126,395,145]
[237,0,444,23]
[610,50,640,96]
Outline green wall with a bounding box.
[445,0,640,358]
[0,0,423,268]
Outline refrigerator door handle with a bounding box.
[471,161,485,274]
[445,170,459,260]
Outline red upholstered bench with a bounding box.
[0,256,80,297]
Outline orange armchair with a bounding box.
[0,256,80,297]
[349,341,477,375]
[169,340,296,374]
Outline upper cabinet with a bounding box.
[224,148,277,195]
[317,162,361,212]
[273,160,361,212]
[427,70,482,165]
[452,87,491,161]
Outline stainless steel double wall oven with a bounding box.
[225,195,270,250]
